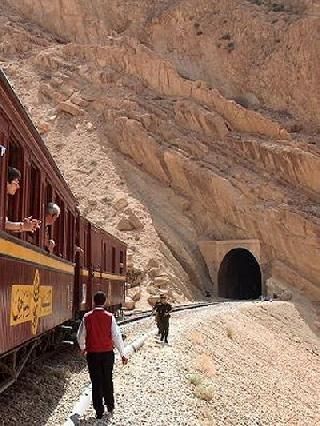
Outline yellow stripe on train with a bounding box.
[0,236,74,274]
[80,268,126,281]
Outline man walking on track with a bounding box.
[77,291,128,420]
[154,293,172,344]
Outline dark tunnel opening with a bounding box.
[218,248,262,300]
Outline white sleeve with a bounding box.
[111,316,125,357]
[77,318,86,350]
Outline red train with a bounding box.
[0,70,127,393]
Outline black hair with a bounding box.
[94,291,106,306]
[8,167,21,183]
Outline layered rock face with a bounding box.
[2,1,320,328]
[6,0,320,127]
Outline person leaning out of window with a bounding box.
[44,202,60,254]
[6,167,41,233]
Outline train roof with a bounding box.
[80,216,127,248]
[0,68,77,204]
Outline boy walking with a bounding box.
[77,291,128,419]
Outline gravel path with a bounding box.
[80,302,320,426]
[81,309,211,426]
[0,319,153,426]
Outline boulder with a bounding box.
[147,295,160,306]
[124,297,135,310]
[147,258,160,269]
[148,267,161,278]
[127,212,144,230]
[86,121,94,131]
[117,217,134,231]
[57,100,84,116]
[37,121,49,135]
[146,284,158,295]
[39,83,66,103]
[70,92,89,108]
[117,211,144,231]
[113,196,128,212]
[154,275,170,288]
[130,290,141,302]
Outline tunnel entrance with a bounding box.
[218,248,261,300]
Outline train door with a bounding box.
[0,111,8,230]
[78,218,91,312]
[90,227,101,302]
[73,209,81,317]
[87,221,93,310]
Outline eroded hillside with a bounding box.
[1,1,320,326]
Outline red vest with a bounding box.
[84,309,113,353]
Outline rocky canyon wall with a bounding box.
[6,0,320,127]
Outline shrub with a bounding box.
[195,353,216,377]
[188,373,202,386]
[194,384,214,402]
[220,33,231,41]
[226,326,235,339]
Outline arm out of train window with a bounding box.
[77,319,86,351]
[5,217,40,232]
[44,225,55,254]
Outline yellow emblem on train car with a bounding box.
[10,269,53,335]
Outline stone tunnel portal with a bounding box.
[218,248,262,300]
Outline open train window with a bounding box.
[111,247,116,274]
[0,119,8,230]
[6,138,24,236]
[45,181,53,206]
[120,250,124,275]
[66,211,75,262]
[25,162,41,246]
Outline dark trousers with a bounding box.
[159,317,169,342]
[156,314,161,334]
[87,351,115,415]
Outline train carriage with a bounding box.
[77,217,127,315]
[0,69,78,392]
[0,69,127,393]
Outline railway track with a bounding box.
[118,299,246,326]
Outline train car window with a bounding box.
[103,242,107,272]
[6,139,24,230]
[120,250,124,275]
[67,211,75,262]
[54,195,65,257]
[112,246,116,274]
[81,226,88,268]
[0,119,8,230]
[25,163,41,246]
[83,228,87,267]
[45,181,53,206]
[92,229,101,271]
